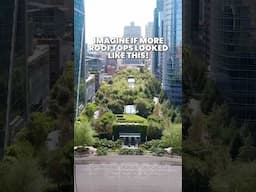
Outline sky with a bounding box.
[85,0,156,44]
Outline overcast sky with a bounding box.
[85,0,155,44]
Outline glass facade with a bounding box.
[74,0,86,117]
[152,0,164,80]
[0,0,27,158]
[210,0,256,130]
[163,0,182,105]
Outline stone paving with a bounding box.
[74,155,181,192]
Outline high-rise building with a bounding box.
[28,44,50,112]
[123,22,142,65]
[183,0,210,64]
[0,0,28,158]
[28,1,72,87]
[162,0,182,105]
[145,22,154,38]
[74,0,86,118]
[152,0,164,79]
[210,0,256,133]
[123,22,141,38]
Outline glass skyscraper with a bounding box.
[210,0,256,132]
[74,0,86,117]
[0,0,28,158]
[163,0,182,105]
[152,0,164,80]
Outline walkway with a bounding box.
[74,155,181,192]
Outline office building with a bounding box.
[210,0,256,132]
[162,0,182,105]
[123,22,142,65]
[152,0,164,79]
[123,22,141,38]
[0,0,28,158]
[28,44,50,112]
[86,75,96,103]
[75,0,86,117]
[145,22,154,37]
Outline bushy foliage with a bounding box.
[119,148,144,155]
[85,103,98,119]
[74,120,96,146]
[94,111,116,138]
[93,139,122,150]
[0,158,47,192]
[161,124,182,148]
[210,161,256,192]
[134,98,154,118]
[96,147,108,156]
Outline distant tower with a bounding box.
[145,22,154,37]
[123,22,142,65]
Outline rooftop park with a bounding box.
[74,69,181,157]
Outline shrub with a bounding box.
[74,120,96,146]
[118,148,144,155]
[172,147,182,156]
[141,140,163,150]
[74,146,90,154]
[85,103,98,119]
[151,148,167,157]
[107,100,124,114]
[96,147,108,156]
[135,148,144,155]
[134,98,154,118]
[93,139,122,150]
[161,124,182,148]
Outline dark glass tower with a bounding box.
[210,0,256,132]
[0,0,28,158]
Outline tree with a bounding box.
[161,123,182,148]
[5,141,34,159]
[26,112,54,149]
[135,98,154,118]
[74,120,96,146]
[85,103,98,119]
[147,115,163,140]
[238,145,256,162]
[46,142,73,191]
[107,100,124,114]
[229,133,243,160]
[95,111,116,138]
[0,158,47,192]
[210,162,256,192]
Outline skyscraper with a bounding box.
[145,22,154,38]
[123,22,142,65]
[74,0,86,117]
[0,0,28,158]
[152,0,164,79]
[162,0,182,105]
[210,0,256,133]
[123,22,141,38]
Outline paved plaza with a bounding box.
[75,155,181,192]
